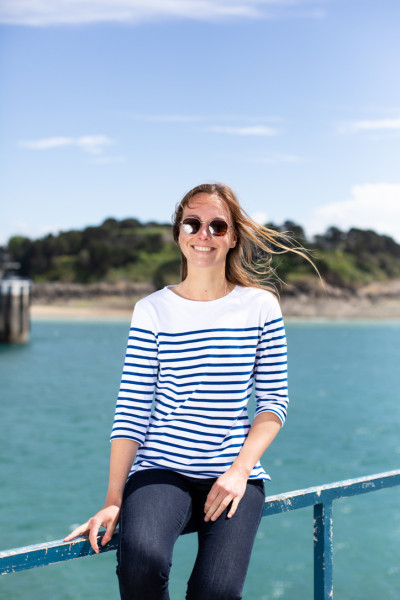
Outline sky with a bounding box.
[1,0,400,245]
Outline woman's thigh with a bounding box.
[117,469,194,598]
[186,480,265,600]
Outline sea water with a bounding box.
[0,319,399,599]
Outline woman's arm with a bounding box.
[64,439,139,553]
[204,412,281,522]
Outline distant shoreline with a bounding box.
[30,291,400,321]
[280,295,400,320]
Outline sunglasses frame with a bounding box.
[180,217,233,237]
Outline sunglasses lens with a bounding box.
[209,220,228,236]
[182,218,201,234]
[181,218,229,236]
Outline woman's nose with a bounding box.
[197,223,211,239]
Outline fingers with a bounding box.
[204,486,218,516]
[63,521,90,542]
[64,506,120,554]
[204,475,247,522]
[63,518,101,554]
[227,496,240,519]
[101,521,117,547]
[88,518,102,554]
[204,492,234,522]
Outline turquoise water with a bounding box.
[1,319,399,599]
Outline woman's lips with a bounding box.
[192,246,214,252]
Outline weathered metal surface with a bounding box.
[314,501,333,600]
[0,533,118,575]
[1,469,399,584]
[262,469,400,516]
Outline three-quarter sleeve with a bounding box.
[110,301,158,445]
[254,305,289,426]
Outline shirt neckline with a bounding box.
[164,284,240,304]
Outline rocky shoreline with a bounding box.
[30,280,400,320]
[280,278,400,319]
[30,281,155,303]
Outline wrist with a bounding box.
[105,493,123,508]
[230,460,253,480]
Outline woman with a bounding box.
[65,183,305,600]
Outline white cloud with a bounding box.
[1,221,64,244]
[250,152,305,164]
[124,112,283,124]
[340,118,400,134]
[251,210,269,225]
[91,155,127,164]
[126,113,204,123]
[208,125,278,136]
[18,135,115,155]
[0,0,326,26]
[124,113,281,132]
[307,183,400,242]
[76,135,114,154]
[18,137,75,150]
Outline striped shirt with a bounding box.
[110,285,289,480]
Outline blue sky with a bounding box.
[1,0,400,245]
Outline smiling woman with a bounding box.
[172,182,315,297]
[65,182,316,600]
[173,191,238,299]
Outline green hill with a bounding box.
[5,218,400,291]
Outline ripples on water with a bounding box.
[1,319,399,599]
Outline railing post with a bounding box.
[314,501,333,600]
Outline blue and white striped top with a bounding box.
[110,285,289,480]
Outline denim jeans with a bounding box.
[117,469,265,600]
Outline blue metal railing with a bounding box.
[1,470,399,599]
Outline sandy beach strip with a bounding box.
[30,295,400,321]
[31,297,135,321]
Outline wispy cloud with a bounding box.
[91,155,127,164]
[123,112,281,135]
[340,118,400,135]
[0,0,327,27]
[123,112,282,124]
[250,152,305,164]
[307,183,400,242]
[125,113,204,123]
[18,135,115,155]
[19,137,74,150]
[251,210,269,225]
[208,125,278,136]
[3,221,65,243]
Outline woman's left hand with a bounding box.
[204,466,248,522]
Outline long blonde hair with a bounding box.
[172,182,317,296]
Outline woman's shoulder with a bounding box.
[136,286,169,306]
[235,286,283,321]
[132,287,173,318]
[235,285,279,305]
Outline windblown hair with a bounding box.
[172,182,317,296]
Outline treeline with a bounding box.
[5,218,400,290]
[6,218,180,288]
[270,221,400,289]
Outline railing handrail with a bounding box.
[263,468,400,514]
[1,469,400,600]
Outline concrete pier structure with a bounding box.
[0,278,31,343]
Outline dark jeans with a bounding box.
[117,469,265,600]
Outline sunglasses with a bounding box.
[180,217,233,237]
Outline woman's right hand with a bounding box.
[64,439,139,553]
[63,504,120,554]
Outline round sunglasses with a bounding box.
[180,217,233,237]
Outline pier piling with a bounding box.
[0,279,31,344]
